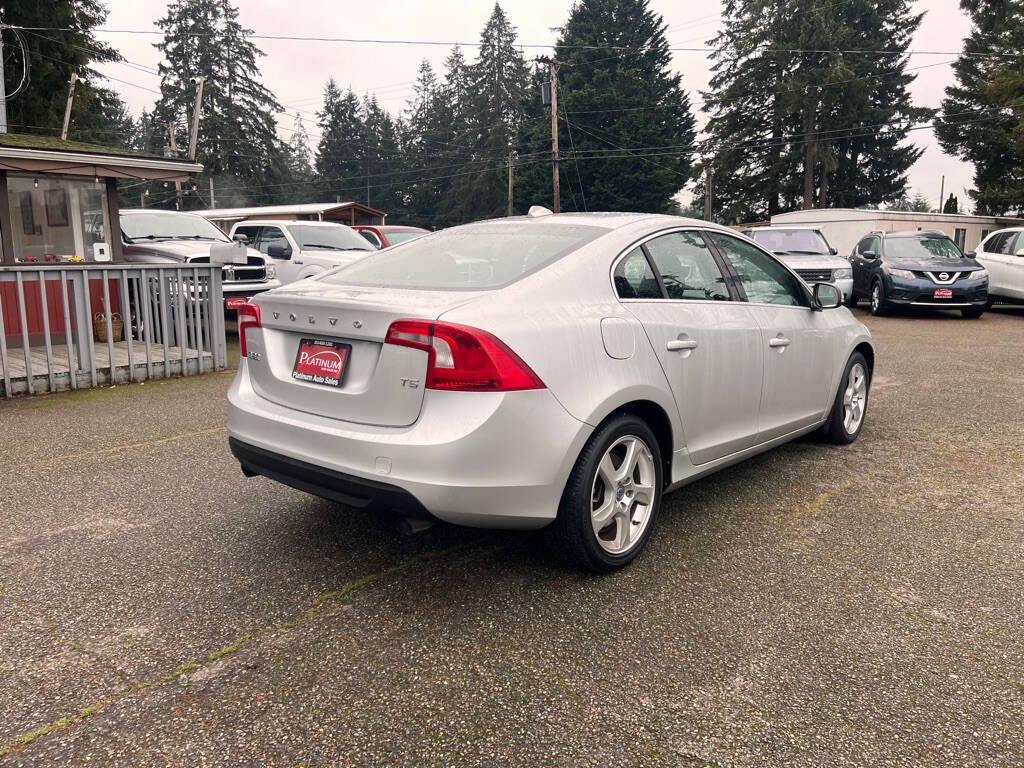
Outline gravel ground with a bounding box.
[1,306,1022,767]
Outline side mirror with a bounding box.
[829,247,838,256]
[232,233,249,244]
[1016,248,1024,257]
[964,251,976,258]
[813,282,842,310]
[266,243,292,259]
[862,250,878,260]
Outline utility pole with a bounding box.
[704,167,713,221]
[168,125,184,210]
[536,57,561,213]
[187,76,205,162]
[60,74,79,140]
[0,15,7,134]
[939,175,945,213]
[507,147,514,216]
[549,60,560,214]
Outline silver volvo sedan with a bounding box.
[228,210,873,571]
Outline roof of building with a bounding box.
[195,202,385,220]
[0,132,202,180]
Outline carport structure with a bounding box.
[0,133,227,397]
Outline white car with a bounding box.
[973,228,1024,305]
[230,220,376,285]
[228,210,873,571]
[741,226,855,305]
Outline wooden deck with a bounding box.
[1,341,215,397]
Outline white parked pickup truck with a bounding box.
[229,220,376,285]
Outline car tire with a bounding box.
[544,413,663,573]
[822,352,870,445]
[870,279,888,316]
[961,306,984,319]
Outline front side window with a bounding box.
[359,230,382,248]
[8,174,111,263]
[613,247,661,299]
[645,231,730,301]
[325,223,604,290]
[708,232,806,307]
[985,232,1017,255]
[257,227,288,256]
[857,236,880,256]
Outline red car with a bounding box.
[353,225,429,249]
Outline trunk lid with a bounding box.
[248,283,484,426]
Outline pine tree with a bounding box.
[361,95,404,214]
[942,193,959,214]
[446,4,530,223]
[314,80,364,202]
[152,0,288,208]
[2,1,136,147]
[701,0,930,223]
[935,0,1024,215]
[400,60,446,223]
[515,0,696,214]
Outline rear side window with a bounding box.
[986,232,1018,255]
[645,231,730,301]
[325,223,605,290]
[614,248,661,299]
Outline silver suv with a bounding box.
[742,226,854,305]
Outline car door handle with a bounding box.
[768,336,791,348]
[292,260,304,265]
[666,339,698,351]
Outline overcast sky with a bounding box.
[95,0,976,210]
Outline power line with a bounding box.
[9,26,1020,59]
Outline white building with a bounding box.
[769,209,1024,256]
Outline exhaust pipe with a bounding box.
[397,517,435,536]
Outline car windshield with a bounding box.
[323,223,605,290]
[121,212,230,242]
[886,236,964,261]
[750,229,830,254]
[383,230,427,245]
[289,224,374,252]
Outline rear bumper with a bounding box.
[227,362,592,529]
[229,437,433,518]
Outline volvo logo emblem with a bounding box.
[353,320,363,329]
[939,272,949,281]
[329,317,338,326]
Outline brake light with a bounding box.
[227,299,261,357]
[385,319,544,391]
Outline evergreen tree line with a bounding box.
[4,0,1021,222]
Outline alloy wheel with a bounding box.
[590,435,657,555]
[842,362,868,434]
[871,283,881,313]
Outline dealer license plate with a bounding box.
[292,338,350,387]
[933,288,953,299]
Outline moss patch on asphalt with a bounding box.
[0,541,482,760]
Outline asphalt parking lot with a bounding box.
[1,306,1022,767]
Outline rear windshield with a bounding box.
[322,223,605,290]
[750,229,830,254]
[289,224,374,252]
[886,237,964,260]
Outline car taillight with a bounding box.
[227,298,261,357]
[384,319,544,392]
